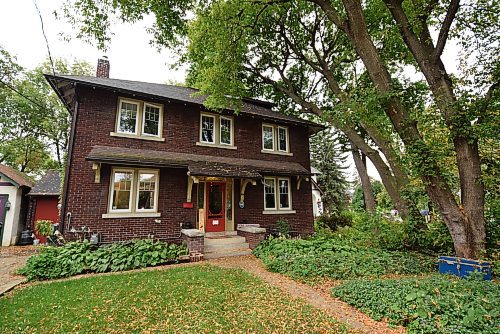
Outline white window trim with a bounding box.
[262,124,275,152]
[278,177,292,210]
[141,102,164,138]
[200,113,216,144]
[277,126,289,153]
[107,167,160,215]
[263,177,277,210]
[117,99,140,136]
[263,176,293,213]
[108,168,135,213]
[219,116,234,146]
[135,170,160,213]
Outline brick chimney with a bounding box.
[96,57,110,78]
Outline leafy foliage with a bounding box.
[18,239,188,281]
[34,220,54,237]
[253,236,436,280]
[332,275,500,334]
[275,218,290,237]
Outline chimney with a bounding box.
[96,57,110,78]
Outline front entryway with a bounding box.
[0,195,8,244]
[205,182,226,232]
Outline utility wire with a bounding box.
[33,0,56,77]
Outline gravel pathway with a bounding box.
[208,255,406,334]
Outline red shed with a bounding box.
[28,170,61,242]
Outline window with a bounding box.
[263,177,292,212]
[262,124,290,154]
[114,98,164,140]
[220,117,232,145]
[118,101,139,134]
[109,168,159,214]
[201,115,215,143]
[262,125,274,151]
[198,113,235,148]
[142,104,160,136]
[278,127,288,152]
[264,178,276,209]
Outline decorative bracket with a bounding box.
[186,175,199,203]
[92,163,101,183]
[240,178,257,203]
[296,175,310,190]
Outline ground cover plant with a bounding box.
[253,236,436,280]
[0,266,352,334]
[18,239,188,281]
[332,275,500,334]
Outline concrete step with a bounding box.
[204,235,246,246]
[205,231,237,237]
[204,249,253,259]
[204,242,249,253]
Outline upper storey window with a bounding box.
[197,112,236,149]
[111,98,164,142]
[261,123,292,156]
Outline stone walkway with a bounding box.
[208,255,406,334]
[0,246,37,296]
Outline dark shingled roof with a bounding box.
[29,170,61,196]
[44,74,323,131]
[86,146,309,177]
[0,164,34,188]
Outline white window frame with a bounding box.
[135,170,160,213]
[277,177,292,210]
[277,126,289,153]
[219,116,234,146]
[109,168,135,213]
[262,124,275,151]
[200,113,216,144]
[141,102,163,138]
[263,177,277,210]
[117,99,140,135]
[108,167,160,214]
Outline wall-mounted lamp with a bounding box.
[5,200,11,210]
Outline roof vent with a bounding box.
[96,56,110,78]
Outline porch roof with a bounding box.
[86,146,310,178]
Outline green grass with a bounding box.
[1,265,350,334]
[332,275,500,334]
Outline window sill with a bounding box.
[196,142,237,150]
[102,212,161,219]
[261,149,293,156]
[110,132,165,142]
[262,210,296,215]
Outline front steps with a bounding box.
[204,234,252,259]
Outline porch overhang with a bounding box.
[86,145,310,177]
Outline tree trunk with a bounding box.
[351,142,376,212]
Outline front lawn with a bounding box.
[332,275,499,334]
[0,265,351,333]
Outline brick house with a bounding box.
[45,59,322,255]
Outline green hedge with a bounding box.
[18,239,189,281]
[332,275,500,334]
[252,236,436,280]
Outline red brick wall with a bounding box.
[63,86,313,242]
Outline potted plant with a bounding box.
[34,219,54,245]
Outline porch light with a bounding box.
[5,200,11,210]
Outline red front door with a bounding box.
[205,182,225,232]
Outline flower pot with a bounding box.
[33,239,40,246]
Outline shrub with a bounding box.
[275,218,290,236]
[314,210,353,232]
[253,236,436,280]
[332,275,500,334]
[18,239,189,281]
[34,219,54,237]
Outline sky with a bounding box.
[2,0,460,184]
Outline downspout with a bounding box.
[59,84,78,233]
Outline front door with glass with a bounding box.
[205,182,225,232]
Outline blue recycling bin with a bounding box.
[438,256,492,280]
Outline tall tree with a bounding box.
[61,0,498,258]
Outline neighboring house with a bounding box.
[0,164,33,246]
[311,167,324,217]
[45,58,323,244]
[27,170,61,243]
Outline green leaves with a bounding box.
[333,275,500,334]
[18,239,189,281]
